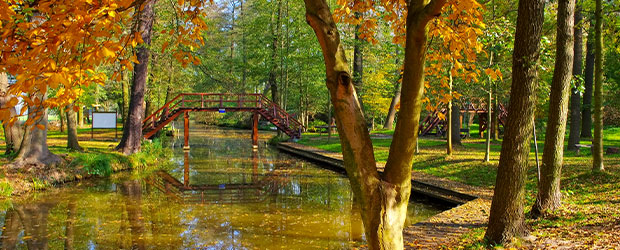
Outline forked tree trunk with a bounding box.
[485,0,545,244]
[66,103,83,151]
[531,0,575,218]
[567,4,583,150]
[304,0,445,248]
[116,0,156,155]
[581,37,594,138]
[14,93,62,167]
[592,0,604,171]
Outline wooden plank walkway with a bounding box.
[277,141,493,249]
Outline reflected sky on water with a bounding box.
[0,126,444,249]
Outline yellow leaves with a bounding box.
[101,47,116,58]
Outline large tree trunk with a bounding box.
[485,0,545,244]
[592,0,604,171]
[304,0,445,248]
[14,93,62,166]
[116,0,156,155]
[0,73,23,155]
[581,36,594,138]
[567,4,583,150]
[531,0,575,218]
[66,103,83,151]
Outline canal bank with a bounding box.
[0,127,447,249]
[277,141,493,249]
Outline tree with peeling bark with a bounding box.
[531,0,575,218]
[485,0,545,244]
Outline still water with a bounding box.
[0,127,444,249]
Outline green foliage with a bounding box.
[128,138,173,171]
[31,178,48,191]
[307,120,327,132]
[73,153,116,177]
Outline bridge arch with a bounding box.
[142,93,304,149]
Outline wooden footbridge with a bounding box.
[142,93,304,149]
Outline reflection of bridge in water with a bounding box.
[147,151,285,204]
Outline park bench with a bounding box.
[316,125,337,136]
[574,144,592,156]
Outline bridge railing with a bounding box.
[142,93,305,137]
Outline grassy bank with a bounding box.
[0,126,173,197]
[297,129,620,248]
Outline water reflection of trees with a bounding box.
[1,200,57,249]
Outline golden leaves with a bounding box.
[0,0,210,124]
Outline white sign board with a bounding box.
[92,112,117,129]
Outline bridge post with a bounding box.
[252,112,259,149]
[183,151,190,187]
[183,111,190,150]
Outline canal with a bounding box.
[0,127,446,249]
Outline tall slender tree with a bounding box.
[485,0,545,243]
[117,0,157,155]
[531,0,575,218]
[592,0,604,171]
[567,2,583,150]
[581,33,594,138]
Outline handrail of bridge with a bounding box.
[142,93,305,136]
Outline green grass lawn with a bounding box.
[0,125,172,196]
[298,128,620,248]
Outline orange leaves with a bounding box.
[0,0,209,125]
[484,68,503,82]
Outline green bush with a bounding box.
[74,153,115,177]
[307,120,327,132]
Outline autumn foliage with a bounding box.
[0,0,208,125]
[334,0,501,113]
